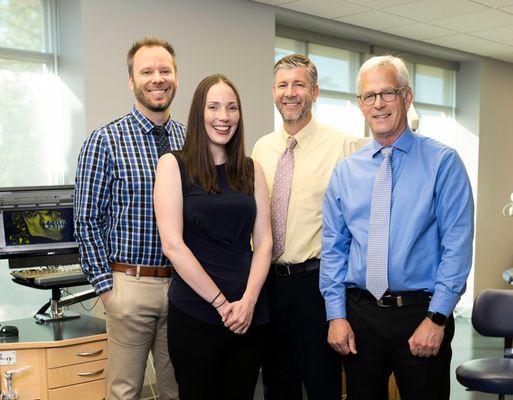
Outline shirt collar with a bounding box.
[371,126,414,158]
[131,106,172,135]
[279,118,318,149]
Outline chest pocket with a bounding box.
[295,174,327,213]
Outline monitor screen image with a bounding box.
[0,185,78,259]
[2,208,75,247]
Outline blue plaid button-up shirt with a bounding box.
[74,106,187,294]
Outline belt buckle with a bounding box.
[275,264,291,277]
[376,294,403,307]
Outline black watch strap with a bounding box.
[426,311,447,326]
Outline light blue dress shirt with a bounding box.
[320,128,474,320]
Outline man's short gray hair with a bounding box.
[273,54,318,88]
[357,55,410,93]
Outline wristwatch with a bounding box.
[426,311,447,326]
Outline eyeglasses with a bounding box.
[357,87,408,106]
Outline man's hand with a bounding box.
[408,318,445,357]
[100,290,112,306]
[328,318,357,355]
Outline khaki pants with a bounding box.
[104,271,178,400]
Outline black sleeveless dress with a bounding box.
[169,156,269,326]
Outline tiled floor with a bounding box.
[253,316,511,399]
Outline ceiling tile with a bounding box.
[487,52,513,62]
[249,0,513,65]
[283,0,370,19]
[344,0,420,8]
[385,0,489,21]
[472,43,513,56]
[430,9,513,33]
[500,5,513,13]
[251,0,299,5]
[426,33,511,53]
[470,24,513,45]
[384,23,457,40]
[472,0,513,7]
[335,10,417,29]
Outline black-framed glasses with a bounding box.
[357,87,409,106]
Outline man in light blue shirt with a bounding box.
[320,55,473,400]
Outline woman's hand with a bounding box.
[223,296,256,335]
[216,300,233,322]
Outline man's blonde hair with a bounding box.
[273,54,318,88]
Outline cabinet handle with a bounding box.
[76,349,103,357]
[77,368,104,377]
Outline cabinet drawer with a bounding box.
[47,340,107,368]
[48,359,106,389]
[49,378,106,400]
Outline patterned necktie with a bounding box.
[366,147,393,300]
[152,125,171,158]
[270,136,298,261]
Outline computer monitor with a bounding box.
[0,185,93,322]
[0,185,78,266]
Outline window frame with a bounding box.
[275,33,457,138]
[0,0,57,72]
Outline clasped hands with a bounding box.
[328,317,445,357]
[217,296,256,335]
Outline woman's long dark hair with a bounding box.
[179,74,254,194]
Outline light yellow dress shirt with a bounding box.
[252,119,359,264]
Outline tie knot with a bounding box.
[287,137,297,150]
[381,147,393,159]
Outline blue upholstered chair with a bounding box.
[456,289,513,400]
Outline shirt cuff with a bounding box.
[89,273,113,296]
[325,296,347,321]
[428,291,460,317]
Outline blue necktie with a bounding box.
[366,147,393,300]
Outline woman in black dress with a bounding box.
[154,74,272,400]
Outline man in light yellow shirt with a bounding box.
[252,54,358,400]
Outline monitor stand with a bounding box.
[35,287,97,323]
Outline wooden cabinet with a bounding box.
[388,374,400,400]
[0,348,47,400]
[48,379,107,400]
[342,370,400,399]
[47,340,107,369]
[47,340,107,398]
[0,316,106,400]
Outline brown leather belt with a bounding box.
[110,262,173,278]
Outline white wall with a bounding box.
[473,58,513,294]
[454,60,481,311]
[79,0,275,149]
[58,0,86,184]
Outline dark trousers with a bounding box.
[344,290,455,400]
[262,269,342,400]
[168,304,268,400]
